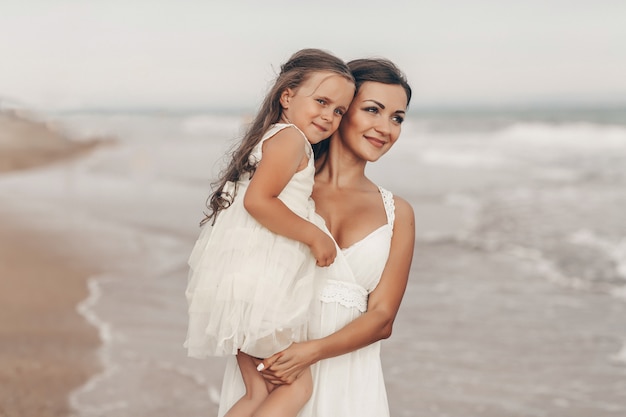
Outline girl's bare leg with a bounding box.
[252,367,312,417]
[224,351,271,417]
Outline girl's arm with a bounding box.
[259,197,415,384]
[244,127,336,266]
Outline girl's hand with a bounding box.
[258,342,316,385]
[309,230,337,267]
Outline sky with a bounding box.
[1,0,625,111]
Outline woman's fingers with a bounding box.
[256,352,283,372]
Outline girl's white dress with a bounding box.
[216,186,396,417]
[185,123,317,359]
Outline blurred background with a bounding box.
[2,0,626,110]
[1,1,625,416]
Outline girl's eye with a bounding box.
[316,98,327,105]
[334,108,344,116]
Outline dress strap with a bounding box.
[289,124,313,159]
[249,123,313,165]
[378,186,395,229]
[264,123,312,158]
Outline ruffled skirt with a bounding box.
[185,196,316,359]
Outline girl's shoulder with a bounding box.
[263,123,293,139]
[252,123,312,160]
[263,123,308,143]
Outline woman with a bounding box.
[217,58,414,417]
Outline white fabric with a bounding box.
[318,279,368,312]
[185,123,317,359]
[217,187,395,417]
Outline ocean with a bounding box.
[1,106,625,416]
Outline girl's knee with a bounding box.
[243,380,270,403]
[244,388,268,404]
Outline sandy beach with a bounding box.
[1,109,625,417]
[0,111,106,417]
[0,111,107,173]
[0,211,100,417]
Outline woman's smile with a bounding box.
[364,134,386,148]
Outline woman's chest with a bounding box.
[341,225,392,290]
[314,190,387,250]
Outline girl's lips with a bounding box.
[312,122,328,133]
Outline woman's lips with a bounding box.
[364,135,386,148]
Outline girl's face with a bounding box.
[280,72,355,144]
[337,81,407,161]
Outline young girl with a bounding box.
[185,49,355,417]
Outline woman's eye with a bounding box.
[364,106,379,114]
[392,115,404,124]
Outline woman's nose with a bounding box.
[375,117,391,135]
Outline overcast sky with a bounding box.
[1,0,625,110]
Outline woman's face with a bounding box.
[337,81,407,162]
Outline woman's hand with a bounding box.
[258,342,317,385]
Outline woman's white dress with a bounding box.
[217,186,395,417]
[185,123,317,359]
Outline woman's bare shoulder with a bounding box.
[391,194,415,221]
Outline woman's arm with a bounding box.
[259,197,415,384]
[244,127,336,266]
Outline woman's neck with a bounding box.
[316,135,369,190]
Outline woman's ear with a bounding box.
[279,88,293,109]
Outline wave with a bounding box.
[498,122,626,150]
[569,229,626,280]
[418,149,510,168]
[397,120,626,170]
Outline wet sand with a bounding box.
[0,216,101,417]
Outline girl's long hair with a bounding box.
[312,58,412,165]
[202,48,354,225]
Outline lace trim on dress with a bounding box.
[378,186,395,229]
[318,279,368,312]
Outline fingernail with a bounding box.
[256,363,265,371]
